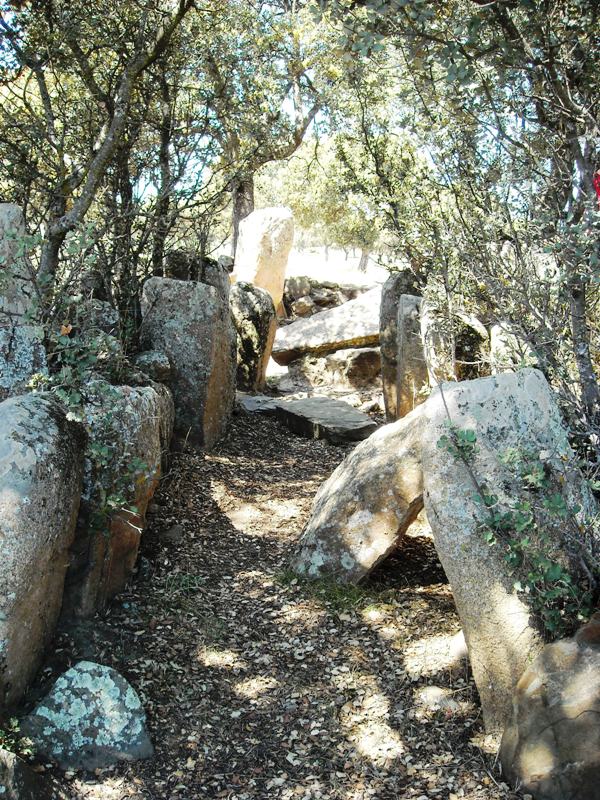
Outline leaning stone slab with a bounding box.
[500,620,600,800]
[230,282,277,392]
[272,286,382,365]
[21,661,153,771]
[0,394,85,708]
[0,747,66,799]
[396,295,429,419]
[275,396,377,444]
[63,382,174,618]
[140,277,236,448]
[233,207,295,310]
[291,406,425,581]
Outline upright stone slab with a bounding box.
[396,295,429,419]
[230,281,276,392]
[140,277,236,448]
[0,394,85,708]
[0,204,46,399]
[421,369,596,732]
[379,272,420,420]
[272,286,382,365]
[64,381,174,618]
[233,207,294,310]
[420,300,489,384]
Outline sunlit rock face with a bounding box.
[395,295,428,420]
[230,282,276,392]
[233,207,294,311]
[292,368,597,733]
[21,661,152,770]
[272,286,382,365]
[0,394,85,709]
[140,277,236,448]
[501,619,600,800]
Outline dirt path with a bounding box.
[53,411,523,800]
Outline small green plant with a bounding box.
[0,717,34,758]
[438,426,596,637]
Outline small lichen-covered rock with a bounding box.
[272,286,382,365]
[233,207,294,309]
[500,625,600,800]
[140,277,236,448]
[0,747,65,799]
[21,661,153,771]
[0,394,85,708]
[134,350,172,383]
[290,405,425,582]
[379,272,420,420]
[230,281,276,392]
[63,381,174,618]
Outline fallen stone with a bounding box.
[0,394,85,708]
[290,406,424,582]
[140,277,236,448]
[272,286,382,365]
[379,272,421,420]
[291,295,318,317]
[275,396,377,444]
[0,747,66,799]
[230,282,277,392]
[500,624,600,800]
[21,661,153,771]
[396,295,429,419]
[134,350,172,383]
[233,207,294,309]
[236,392,280,415]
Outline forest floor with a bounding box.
[43,410,525,800]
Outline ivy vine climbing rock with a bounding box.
[291,368,598,734]
[21,661,152,771]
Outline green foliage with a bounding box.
[0,717,34,758]
[439,427,595,638]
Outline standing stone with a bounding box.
[0,204,46,399]
[501,617,600,800]
[21,661,153,771]
[379,271,420,420]
[420,300,489,384]
[63,381,174,618]
[421,369,596,732]
[396,295,429,419]
[233,207,294,310]
[230,282,276,392]
[0,394,85,708]
[140,277,236,448]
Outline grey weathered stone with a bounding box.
[288,348,381,391]
[82,299,120,336]
[420,300,490,384]
[218,254,235,273]
[236,392,280,415]
[134,350,172,383]
[396,295,429,419]
[422,369,596,732]
[290,406,424,582]
[284,276,312,302]
[379,272,421,420]
[272,286,382,365]
[64,381,174,617]
[140,277,236,448]
[291,295,318,318]
[0,394,85,708]
[275,396,377,444]
[0,747,66,799]
[0,205,47,399]
[230,282,276,392]
[21,661,153,771]
[501,622,600,800]
[233,207,295,309]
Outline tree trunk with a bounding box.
[231,175,255,257]
[358,249,370,272]
[151,73,172,277]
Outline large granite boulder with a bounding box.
[0,394,85,708]
[0,747,65,799]
[0,204,47,400]
[379,272,420,420]
[292,368,596,733]
[140,277,236,448]
[21,661,153,771]
[290,406,425,582]
[230,281,276,392]
[501,620,600,799]
[396,295,429,419]
[233,207,294,310]
[272,286,382,365]
[63,381,174,617]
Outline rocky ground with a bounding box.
[30,410,525,800]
